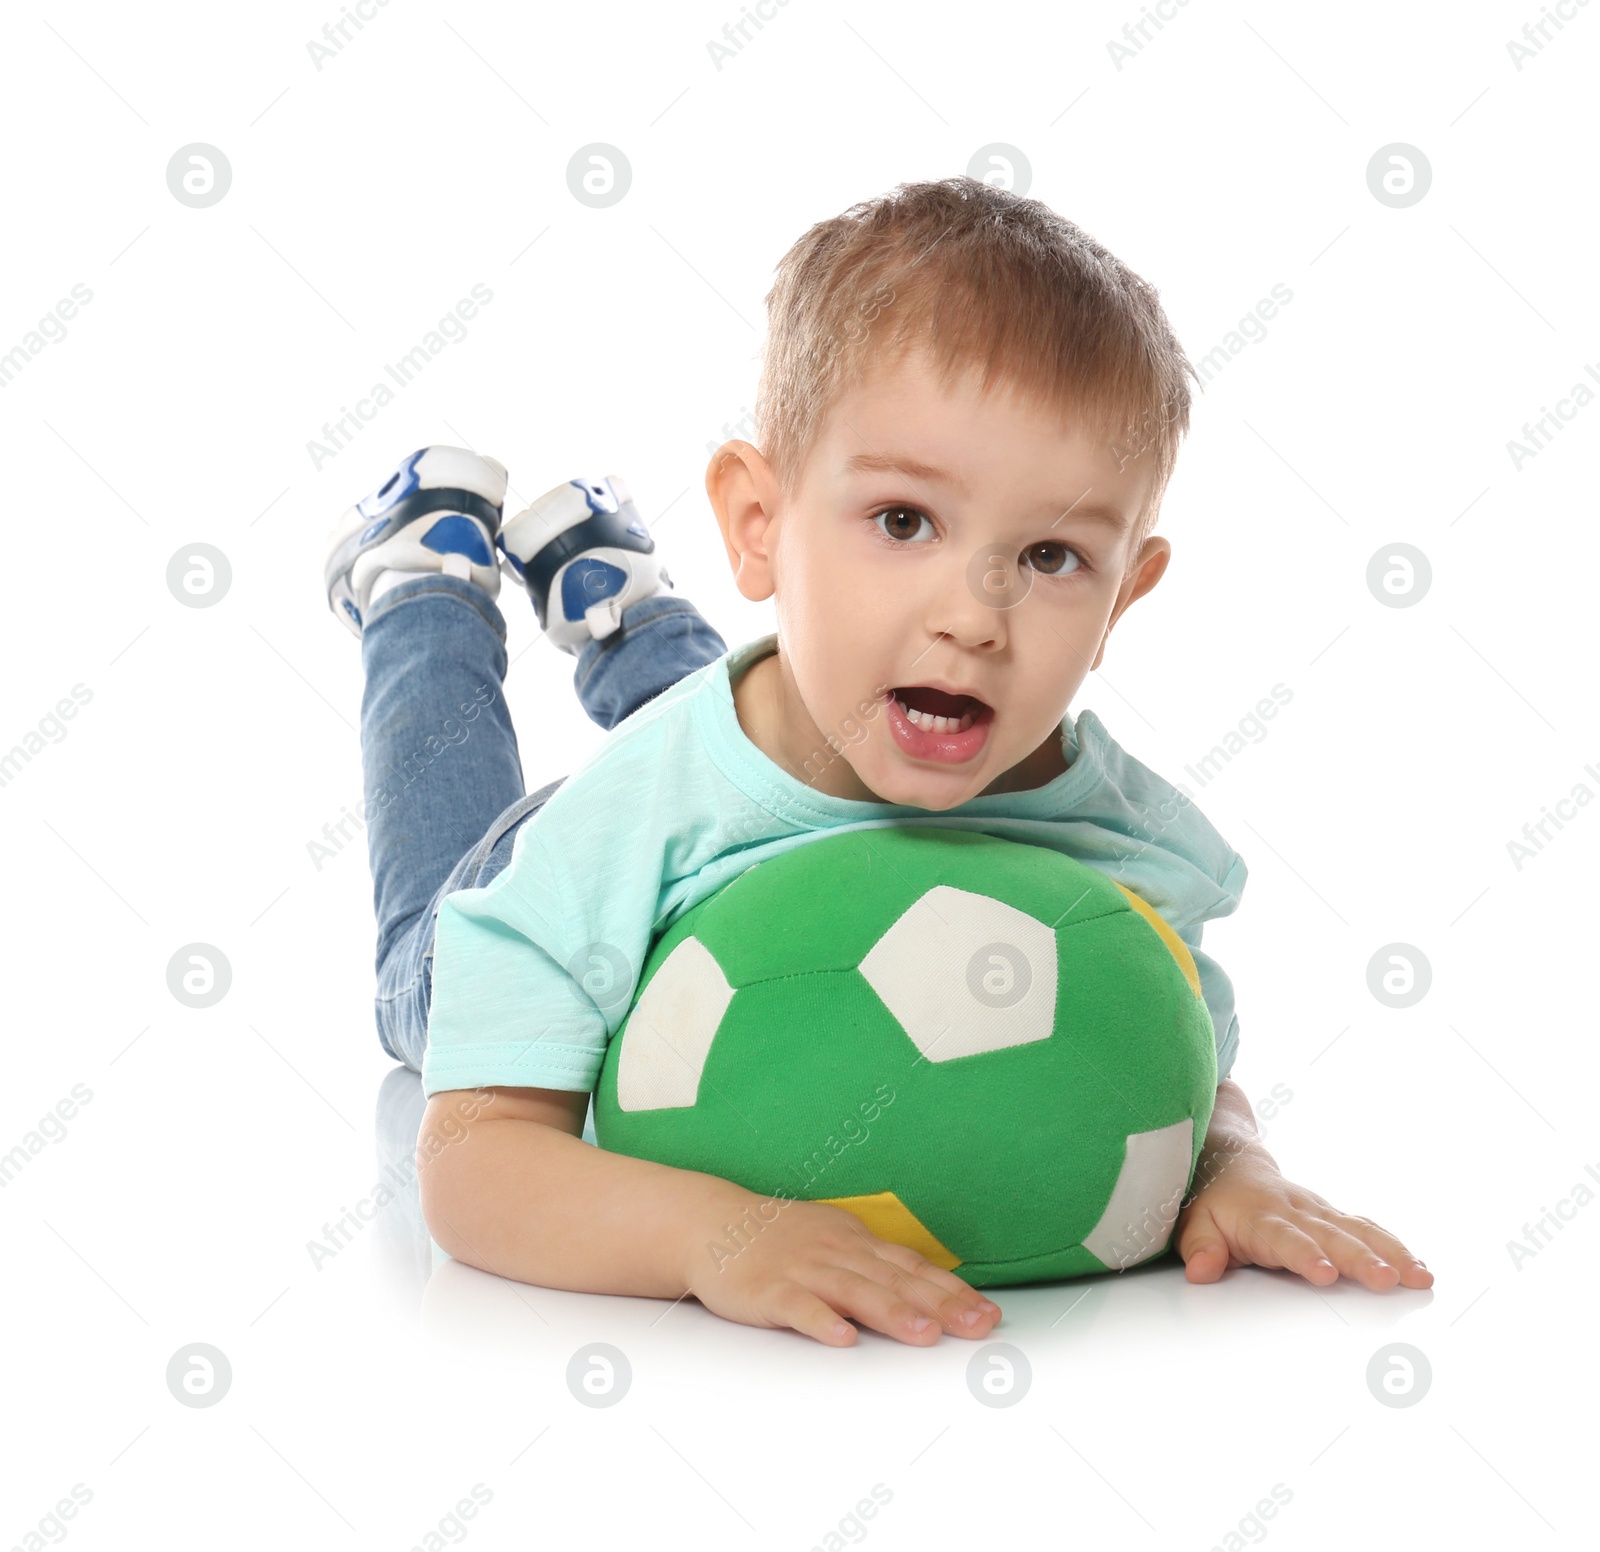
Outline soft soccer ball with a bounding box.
[594,826,1217,1287]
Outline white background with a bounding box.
[1,0,1595,1547]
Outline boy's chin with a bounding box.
[858,754,983,811]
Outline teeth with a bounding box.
[896,694,976,734]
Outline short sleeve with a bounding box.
[414,664,734,1100]
[1181,929,1240,1083]
[421,859,612,1097]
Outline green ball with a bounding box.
[595,826,1217,1287]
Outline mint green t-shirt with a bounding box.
[420,632,1248,1098]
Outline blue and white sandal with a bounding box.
[496,475,671,656]
[324,446,507,637]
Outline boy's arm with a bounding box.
[417,1086,748,1298]
[415,1086,1006,1345]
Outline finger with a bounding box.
[765,1282,861,1347]
[870,1237,1003,1314]
[816,1265,948,1345]
[1297,1217,1407,1291]
[826,1216,1001,1325]
[851,1252,1000,1338]
[1180,1236,1231,1283]
[1246,1215,1343,1285]
[850,1236,1003,1331]
[1318,1212,1433,1289]
[1176,1205,1234,1283]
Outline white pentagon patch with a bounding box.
[616,936,735,1111]
[1081,1118,1195,1270]
[858,884,1057,1061]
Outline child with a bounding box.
[324,176,1431,1347]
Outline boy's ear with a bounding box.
[705,439,780,603]
[1091,535,1171,671]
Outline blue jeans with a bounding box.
[360,571,728,1075]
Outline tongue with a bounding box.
[898,685,979,718]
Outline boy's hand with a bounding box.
[1175,1149,1434,1291]
[680,1194,1003,1346]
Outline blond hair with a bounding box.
[753,175,1198,562]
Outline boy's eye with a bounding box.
[871,507,1088,579]
[873,505,933,543]
[1022,541,1082,577]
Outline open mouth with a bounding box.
[884,684,994,765]
[891,684,991,731]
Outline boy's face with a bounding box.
[707,343,1170,811]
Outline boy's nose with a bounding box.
[927,543,1020,648]
[968,543,1032,610]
